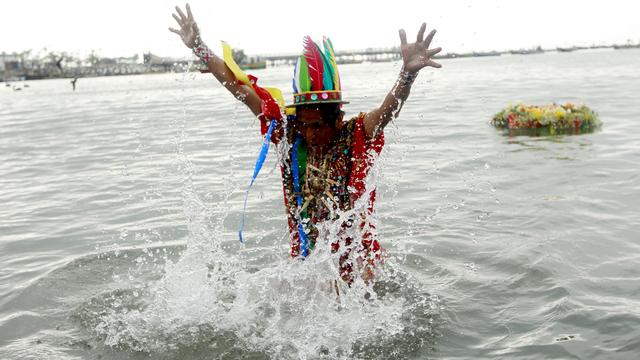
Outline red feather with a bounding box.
[303,36,324,91]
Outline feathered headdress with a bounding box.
[288,36,347,107]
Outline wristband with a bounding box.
[191,35,214,64]
[398,69,418,87]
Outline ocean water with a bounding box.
[1,49,639,359]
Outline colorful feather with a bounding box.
[316,43,334,90]
[303,36,324,91]
[323,37,340,91]
[292,57,300,93]
[298,56,311,93]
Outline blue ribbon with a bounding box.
[238,119,277,243]
[291,135,308,257]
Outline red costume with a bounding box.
[260,113,385,283]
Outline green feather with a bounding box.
[298,56,311,93]
[317,43,335,90]
[326,38,338,60]
[324,38,340,90]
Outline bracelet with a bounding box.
[398,69,418,87]
[191,35,214,64]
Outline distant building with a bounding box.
[1,53,25,81]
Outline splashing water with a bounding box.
[76,185,440,359]
[70,100,441,359]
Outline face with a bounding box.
[295,104,343,147]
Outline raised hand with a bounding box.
[398,23,442,73]
[169,4,199,48]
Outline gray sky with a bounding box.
[1,0,638,58]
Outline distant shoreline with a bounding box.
[2,43,638,83]
[434,43,639,59]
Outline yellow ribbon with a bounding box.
[221,41,251,86]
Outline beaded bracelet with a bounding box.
[398,69,418,87]
[191,35,214,64]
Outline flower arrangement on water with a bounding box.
[492,103,600,135]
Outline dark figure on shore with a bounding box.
[71,77,78,91]
[56,57,64,72]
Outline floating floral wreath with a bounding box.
[492,103,601,135]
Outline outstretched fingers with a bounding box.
[172,13,183,27]
[175,6,187,22]
[169,27,181,35]
[186,3,194,21]
[399,29,407,45]
[424,29,437,48]
[427,59,442,68]
[416,23,426,43]
[427,47,442,57]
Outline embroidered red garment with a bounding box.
[260,112,384,283]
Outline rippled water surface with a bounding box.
[1,49,639,359]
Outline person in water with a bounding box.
[170,4,441,284]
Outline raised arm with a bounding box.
[169,4,262,117]
[363,23,442,139]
